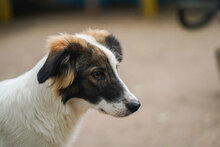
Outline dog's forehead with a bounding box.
[74,34,118,68]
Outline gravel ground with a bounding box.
[0,11,220,147]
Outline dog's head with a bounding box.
[37,29,140,117]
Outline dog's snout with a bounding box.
[126,100,141,113]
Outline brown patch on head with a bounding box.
[81,29,110,45]
[47,33,88,53]
[92,45,107,60]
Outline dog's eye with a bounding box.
[91,71,105,80]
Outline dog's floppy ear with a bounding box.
[37,34,87,91]
[82,29,123,62]
[37,49,75,86]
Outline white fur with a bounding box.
[0,56,90,147]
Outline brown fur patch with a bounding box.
[47,33,89,53]
[51,70,75,97]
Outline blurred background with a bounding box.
[0,0,220,147]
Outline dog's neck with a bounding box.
[18,56,90,146]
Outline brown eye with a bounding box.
[91,71,105,80]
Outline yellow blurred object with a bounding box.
[0,0,12,23]
[141,0,158,17]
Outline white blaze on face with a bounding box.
[75,34,138,116]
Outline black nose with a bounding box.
[126,100,141,113]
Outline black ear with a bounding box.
[37,49,72,84]
[105,35,123,62]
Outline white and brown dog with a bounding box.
[0,29,140,147]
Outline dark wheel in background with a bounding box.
[176,0,219,29]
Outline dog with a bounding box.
[0,29,140,147]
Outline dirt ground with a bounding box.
[0,11,220,147]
